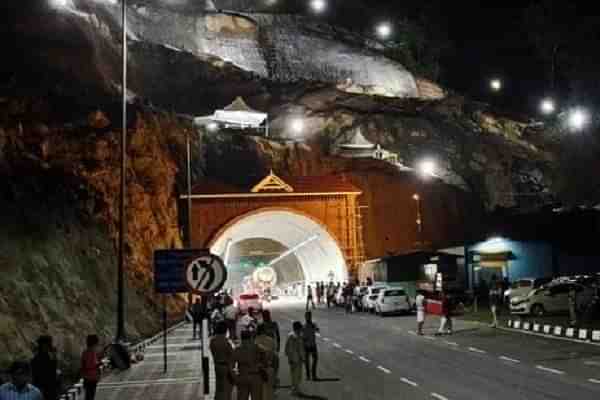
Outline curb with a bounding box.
[506,319,600,345]
[58,320,186,400]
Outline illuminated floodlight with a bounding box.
[207,121,219,132]
[412,194,420,201]
[376,22,393,40]
[51,0,69,7]
[490,78,502,91]
[290,118,304,134]
[310,0,327,13]
[417,159,436,178]
[540,98,555,115]
[568,108,589,131]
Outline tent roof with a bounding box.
[339,129,376,149]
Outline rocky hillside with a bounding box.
[0,0,564,370]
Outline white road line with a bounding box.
[359,356,371,363]
[345,349,354,354]
[431,393,449,400]
[323,337,331,342]
[499,356,521,363]
[400,377,418,387]
[333,343,342,348]
[377,366,392,374]
[536,365,565,375]
[316,333,321,337]
[588,378,600,384]
[443,341,459,347]
[408,330,418,336]
[423,336,435,340]
[468,347,486,354]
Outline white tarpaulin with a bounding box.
[194,97,267,128]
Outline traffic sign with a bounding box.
[154,249,206,294]
[185,253,227,295]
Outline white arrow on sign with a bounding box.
[185,254,227,294]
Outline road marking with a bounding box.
[345,349,354,354]
[536,365,565,375]
[423,336,435,340]
[323,337,330,342]
[444,341,459,347]
[333,343,342,348]
[359,356,371,363]
[499,356,521,363]
[431,393,449,400]
[588,378,600,384]
[468,347,486,354]
[408,330,417,336]
[377,366,392,374]
[584,361,600,367]
[400,377,418,387]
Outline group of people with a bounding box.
[209,308,320,399]
[0,334,102,400]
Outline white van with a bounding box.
[374,288,413,316]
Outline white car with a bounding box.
[374,288,413,316]
[504,277,552,302]
[362,285,387,313]
[510,283,594,316]
[236,293,262,314]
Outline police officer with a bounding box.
[255,325,276,400]
[233,330,265,400]
[210,321,234,400]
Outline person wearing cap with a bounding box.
[31,335,58,400]
[0,361,43,400]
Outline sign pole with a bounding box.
[201,296,210,396]
[163,294,168,373]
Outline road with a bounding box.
[270,299,600,400]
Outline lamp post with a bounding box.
[116,0,128,344]
[412,193,424,248]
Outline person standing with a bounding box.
[437,292,453,335]
[210,321,234,400]
[489,283,501,328]
[0,361,43,400]
[31,335,58,400]
[306,285,315,311]
[192,298,203,339]
[81,335,101,400]
[224,298,238,341]
[568,285,578,326]
[260,310,281,387]
[326,283,334,308]
[255,325,276,400]
[303,312,320,381]
[285,321,306,396]
[415,291,427,335]
[233,330,265,400]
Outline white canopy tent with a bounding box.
[194,96,269,136]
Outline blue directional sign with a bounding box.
[154,249,208,294]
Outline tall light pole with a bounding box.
[412,194,424,248]
[413,159,437,250]
[116,0,128,344]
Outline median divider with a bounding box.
[506,319,600,345]
[58,319,186,400]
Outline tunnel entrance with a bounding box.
[210,209,348,293]
[182,172,365,289]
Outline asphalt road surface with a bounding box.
[270,299,600,400]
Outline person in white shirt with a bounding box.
[224,300,238,340]
[416,290,426,335]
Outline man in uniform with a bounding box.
[233,330,265,400]
[285,321,305,396]
[210,322,234,400]
[255,325,276,400]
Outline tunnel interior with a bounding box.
[210,209,348,294]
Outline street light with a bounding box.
[412,193,424,248]
[310,0,327,14]
[376,22,393,40]
[417,159,436,178]
[567,108,589,131]
[206,121,219,132]
[490,78,502,92]
[50,0,69,7]
[540,98,556,115]
[290,118,304,134]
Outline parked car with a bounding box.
[362,285,387,313]
[236,293,262,314]
[374,288,413,316]
[354,286,368,310]
[504,277,553,302]
[510,282,594,316]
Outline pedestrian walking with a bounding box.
[255,325,276,400]
[306,285,315,311]
[315,283,322,306]
[233,330,266,400]
[260,310,280,387]
[0,361,43,400]
[303,312,320,381]
[285,322,306,396]
[210,321,234,400]
[81,335,101,400]
[415,291,426,335]
[437,292,453,335]
[568,285,578,326]
[192,298,203,339]
[224,298,238,340]
[240,307,258,337]
[326,283,334,308]
[489,283,501,328]
[31,335,59,400]
[211,306,226,337]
